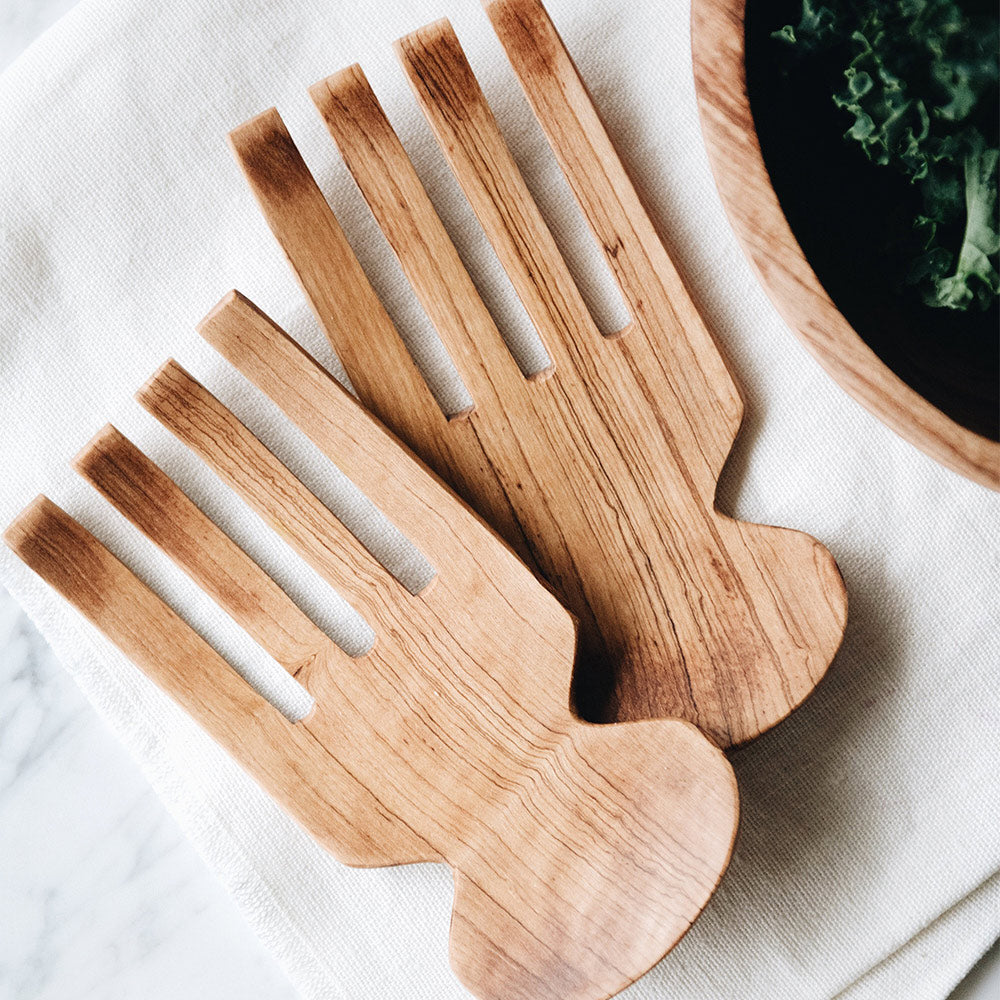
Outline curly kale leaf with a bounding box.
[771,0,838,48]
[911,134,999,308]
[773,0,999,312]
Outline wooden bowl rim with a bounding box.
[690,0,1000,491]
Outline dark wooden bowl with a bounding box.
[691,0,1000,491]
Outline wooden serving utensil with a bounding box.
[227,0,848,747]
[4,293,738,1000]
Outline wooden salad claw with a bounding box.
[229,0,848,747]
[5,293,739,1000]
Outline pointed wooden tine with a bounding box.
[482,0,687,329]
[485,0,743,430]
[397,19,601,363]
[196,292,477,572]
[135,358,434,614]
[71,424,346,671]
[227,108,458,427]
[3,496,301,746]
[308,64,526,390]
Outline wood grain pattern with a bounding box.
[691,0,1000,491]
[72,423,330,672]
[228,107,535,568]
[311,63,540,390]
[4,293,740,1000]
[233,0,847,746]
[395,20,600,370]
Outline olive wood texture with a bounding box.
[691,0,1000,491]
[4,293,739,1000]
[229,0,847,747]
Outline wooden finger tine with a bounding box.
[135,359,424,618]
[228,109,457,425]
[3,496,303,744]
[397,19,600,364]
[196,292,478,572]
[483,0,686,328]
[72,425,336,673]
[308,64,523,392]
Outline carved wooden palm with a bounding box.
[229,0,847,746]
[5,295,738,1000]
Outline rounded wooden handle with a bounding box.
[447,718,739,1000]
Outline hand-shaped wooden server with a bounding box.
[7,295,738,999]
[6,0,848,997]
[230,0,847,747]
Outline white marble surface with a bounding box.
[0,588,300,1000]
[0,2,996,999]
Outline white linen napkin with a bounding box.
[1,0,997,996]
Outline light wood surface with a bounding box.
[228,106,534,566]
[691,0,1000,492]
[231,0,847,746]
[4,293,739,1000]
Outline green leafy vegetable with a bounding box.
[773,0,999,311]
